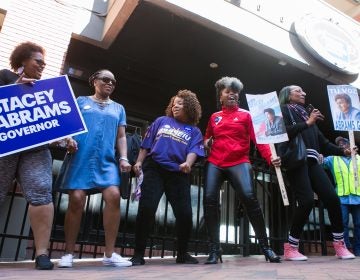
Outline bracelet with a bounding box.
[119,157,129,162]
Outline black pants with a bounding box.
[134,157,192,256]
[203,162,268,245]
[286,162,343,238]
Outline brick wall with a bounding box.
[0,0,76,78]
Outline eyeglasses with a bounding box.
[33,58,46,67]
[97,77,116,86]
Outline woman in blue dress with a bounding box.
[56,69,132,268]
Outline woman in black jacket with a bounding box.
[279,85,355,261]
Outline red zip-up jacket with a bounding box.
[205,106,272,167]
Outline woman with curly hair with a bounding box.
[203,77,281,264]
[0,42,54,270]
[129,90,204,265]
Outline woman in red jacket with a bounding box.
[203,77,281,264]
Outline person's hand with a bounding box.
[204,137,213,150]
[15,72,36,85]
[66,138,78,153]
[343,146,358,156]
[179,162,192,174]
[133,162,142,177]
[318,154,324,164]
[271,156,281,167]
[306,109,324,126]
[119,159,131,173]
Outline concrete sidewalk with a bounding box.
[1,255,359,280]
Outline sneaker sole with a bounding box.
[103,262,132,267]
[58,264,73,268]
[36,264,54,270]
[284,257,308,261]
[131,261,145,266]
[337,255,355,259]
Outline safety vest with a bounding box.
[333,155,360,196]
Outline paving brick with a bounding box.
[1,255,360,280]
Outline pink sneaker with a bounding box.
[283,243,308,261]
[333,241,355,259]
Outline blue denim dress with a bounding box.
[56,96,126,193]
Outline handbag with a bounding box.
[275,107,307,170]
[53,152,72,191]
[120,171,131,199]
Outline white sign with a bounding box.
[246,91,288,144]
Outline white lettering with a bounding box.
[0,120,61,141]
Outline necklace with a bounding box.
[92,95,111,104]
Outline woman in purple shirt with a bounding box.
[129,90,204,265]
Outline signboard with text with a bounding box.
[327,85,360,131]
[246,91,288,144]
[0,75,87,157]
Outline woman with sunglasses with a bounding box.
[56,69,132,268]
[0,41,53,270]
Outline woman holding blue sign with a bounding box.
[278,85,355,261]
[56,69,132,268]
[0,41,54,270]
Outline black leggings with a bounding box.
[203,162,268,244]
[286,162,343,238]
[134,157,193,256]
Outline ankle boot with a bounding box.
[261,245,281,263]
[205,243,223,264]
[259,239,281,263]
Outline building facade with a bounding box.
[0,0,359,261]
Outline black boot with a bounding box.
[204,204,222,264]
[259,239,281,263]
[205,243,223,264]
[246,203,281,263]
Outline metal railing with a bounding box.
[0,148,330,261]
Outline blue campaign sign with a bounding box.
[0,75,87,157]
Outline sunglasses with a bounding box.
[33,58,46,67]
[97,77,116,86]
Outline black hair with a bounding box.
[214,77,244,109]
[264,108,275,115]
[335,93,352,106]
[9,41,45,70]
[88,69,113,88]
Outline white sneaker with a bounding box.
[58,254,74,268]
[102,252,132,267]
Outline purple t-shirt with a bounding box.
[142,116,204,171]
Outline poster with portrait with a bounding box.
[327,85,360,131]
[245,91,288,144]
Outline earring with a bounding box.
[17,66,24,75]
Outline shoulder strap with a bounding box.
[287,106,296,125]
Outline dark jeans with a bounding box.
[341,204,360,255]
[286,162,343,239]
[203,162,268,245]
[134,157,192,256]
